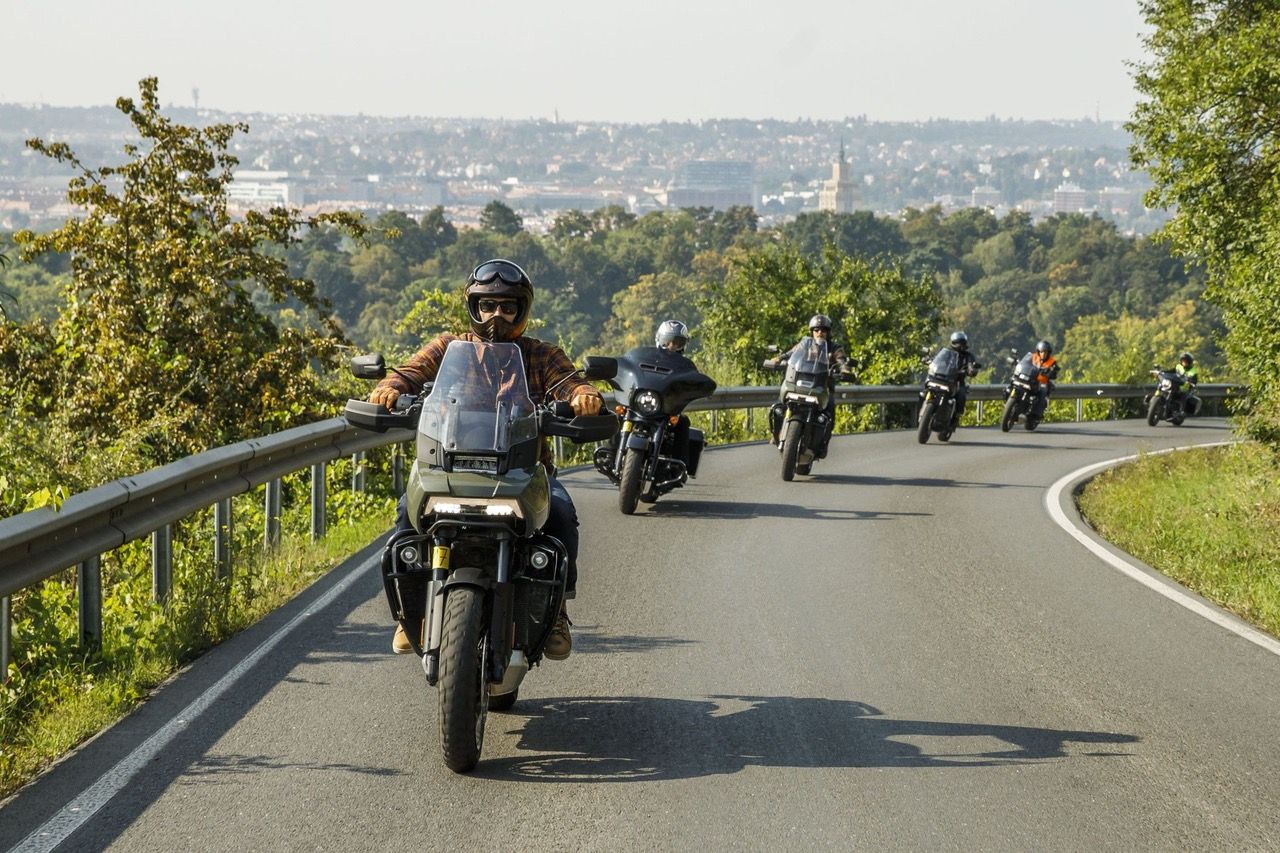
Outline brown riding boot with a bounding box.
[391,623,414,655]
[544,609,573,661]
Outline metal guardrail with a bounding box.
[0,381,1242,678]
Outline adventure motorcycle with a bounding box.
[1001,350,1045,432]
[344,341,617,773]
[1145,368,1200,426]
[765,337,836,481]
[588,347,716,514]
[917,347,971,444]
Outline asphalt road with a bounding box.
[4,417,1279,851]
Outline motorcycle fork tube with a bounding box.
[645,420,667,480]
[488,536,514,684]
[424,537,452,683]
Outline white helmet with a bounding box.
[655,319,689,352]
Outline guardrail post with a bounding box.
[311,462,327,542]
[553,437,564,467]
[710,410,719,435]
[1,596,10,683]
[214,498,232,579]
[78,555,102,652]
[1076,398,1083,422]
[392,443,404,494]
[746,407,754,434]
[265,479,282,548]
[152,524,172,604]
[351,452,366,494]
[976,400,984,422]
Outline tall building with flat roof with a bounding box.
[1053,182,1090,214]
[667,160,756,210]
[818,140,859,213]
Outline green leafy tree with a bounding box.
[479,200,524,236]
[599,272,709,354]
[1129,0,1280,444]
[11,77,365,456]
[700,242,943,386]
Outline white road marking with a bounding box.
[1044,440,1280,659]
[9,553,379,853]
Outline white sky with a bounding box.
[2,0,1149,121]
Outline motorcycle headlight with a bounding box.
[632,389,662,415]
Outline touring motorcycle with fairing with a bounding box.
[588,347,716,514]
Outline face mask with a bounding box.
[472,315,518,342]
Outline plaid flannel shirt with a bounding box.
[374,332,601,469]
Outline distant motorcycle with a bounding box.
[764,337,838,480]
[1001,350,1046,432]
[917,347,977,444]
[1145,368,1199,426]
[589,347,716,514]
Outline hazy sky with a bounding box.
[3,0,1149,122]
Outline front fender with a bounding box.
[440,567,493,596]
[625,432,651,451]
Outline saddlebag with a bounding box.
[686,428,705,478]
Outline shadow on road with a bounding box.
[572,625,698,655]
[807,473,1035,490]
[641,499,930,521]
[478,695,1138,783]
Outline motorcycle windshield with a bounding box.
[418,340,539,453]
[785,338,831,387]
[1014,352,1037,380]
[929,347,961,380]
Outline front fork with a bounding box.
[421,534,513,687]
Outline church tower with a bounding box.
[818,139,859,214]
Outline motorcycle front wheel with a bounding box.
[618,448,644,515]
[1001,396,1017,432]
[438,586,488,773]
[1147,395,1161,427]
[781,420,802,481]
[917,400,936,444]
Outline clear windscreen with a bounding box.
[786,337,830,385]
[418,340,538,453]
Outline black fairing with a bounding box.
[610,346,717,415]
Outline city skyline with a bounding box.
[3,0,1149,122]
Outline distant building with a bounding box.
[1098,186,1134,215]
[971,185,1002,209]
[667,160,756,210]
[818,140,859,213]
[228,170,302,206]
[1053,182,1090,214]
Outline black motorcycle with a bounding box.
[764,337,836,480]
[917,347,975,444]
[589,347,716,514]
[1145,368,1199,426]
[343,343,618,772]
[1001,350,1045,432]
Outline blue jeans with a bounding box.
[394,473,580,598]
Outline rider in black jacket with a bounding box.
[946,331,981,429]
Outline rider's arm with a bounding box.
[536,341,603,415]
[370,334,452,408]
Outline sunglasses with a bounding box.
[470,260,529,285]
[477,299,520,317]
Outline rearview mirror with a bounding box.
[581,356,618,381]
[350,353,387,380]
